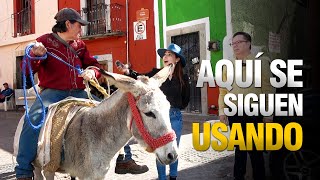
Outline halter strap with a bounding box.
[127,93,176,151]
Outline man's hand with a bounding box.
[31,42,47,56]
[80,69,95,81]
[219,115,229,125]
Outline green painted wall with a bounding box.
[158,0,226,66]
[231,0,294,59]
[158,0,164,50]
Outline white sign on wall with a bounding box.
[269,32,281,53]
[134,21,147,40]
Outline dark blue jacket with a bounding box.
[1,88,14,97]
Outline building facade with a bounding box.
[156,0,227,115]
[1,0,304,114]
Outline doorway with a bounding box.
[16,56,35,89]
[171,32,201,113]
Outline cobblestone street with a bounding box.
[0,110,235,180]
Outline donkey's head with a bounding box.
[99,65,178,165]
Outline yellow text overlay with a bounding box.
[192,122,302,151]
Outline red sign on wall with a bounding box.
[136,8,149,21]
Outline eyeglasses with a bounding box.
[229,40,248,46]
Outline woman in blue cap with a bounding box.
[117,43,190,180]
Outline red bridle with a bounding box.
[127,93,176,152]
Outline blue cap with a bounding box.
[157,43,186,67]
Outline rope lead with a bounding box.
[22,44,110,130]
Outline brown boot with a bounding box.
[115,159,149,174]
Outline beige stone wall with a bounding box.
[0,0,58,88]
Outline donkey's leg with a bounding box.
[34,167,44,180]
[43,170,55,180]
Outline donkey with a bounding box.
[17,65,178,180]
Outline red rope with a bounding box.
[127,93,176,151]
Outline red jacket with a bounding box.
[24,33,101,90]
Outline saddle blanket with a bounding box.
[13,97,99,172]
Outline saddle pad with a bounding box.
[13,97,99,172]
[43,100,96,172]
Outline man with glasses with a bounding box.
[219,32,275,180]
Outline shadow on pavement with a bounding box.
[0,171,16,180]
[181,114,218,136]
[178,156,234,180]
[0,110,22,154]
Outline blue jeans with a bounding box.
[15,88,95,178]
[116,144,132,162]
[156,108,183,180]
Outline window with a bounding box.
[86,0,108,35]
[81,0,125,37]
[12,0,35,37]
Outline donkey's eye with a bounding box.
[144,112,156,118]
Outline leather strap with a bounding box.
[52,33,79,58]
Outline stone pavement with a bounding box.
[0,110,236,180]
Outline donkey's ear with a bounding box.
[99,69,147,95]
[150,64,174,87]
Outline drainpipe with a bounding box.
[223,0,233,60]
[126,0,129,64]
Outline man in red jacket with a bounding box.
[16,8,148,180]
[15,8,102,180]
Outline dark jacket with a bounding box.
[128,68,190,109]
[1,88,14,97]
